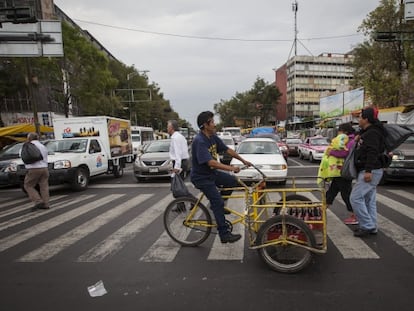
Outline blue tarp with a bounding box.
[250,127,275,137]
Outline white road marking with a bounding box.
[79,194,174,262]
[18,194,149,262]
[0,194,124,253]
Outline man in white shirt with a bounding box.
[167,120,189,178]
[23,132,50,210]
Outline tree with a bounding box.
[351,0,414,107]
[214,77,281,127]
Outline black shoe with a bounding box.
[220,232,242,243]
[32,203,45,211]
[354,228,377,237]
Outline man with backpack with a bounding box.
[23,132,50,210]
[350,107,386,237]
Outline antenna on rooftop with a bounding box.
[292,0,298,56]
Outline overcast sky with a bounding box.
[54,0,380,128]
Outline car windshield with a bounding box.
[146,141,170,153]
[221,137,234,145]
[238,141,281,154]
[253,133,281,142]
[286,139,302,144]
[0,143,23,157]
[311,138,329,146]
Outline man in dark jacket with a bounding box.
[350,107,386,237]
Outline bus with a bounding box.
[179,127,190,140]
[131,126,155,156]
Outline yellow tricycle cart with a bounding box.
[163,166,328,273]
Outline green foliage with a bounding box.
[214,77,281,127]
[351,0,414,107]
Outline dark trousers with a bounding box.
[191,171,238,236]
[172,159,188,179]
[326,177,353,212]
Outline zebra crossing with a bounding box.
[0,186,413,263]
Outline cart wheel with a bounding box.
[164,197,212,246]
[255,215,316,273]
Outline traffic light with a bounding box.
[0,7,37,25]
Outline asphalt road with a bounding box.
[0,159,413,311]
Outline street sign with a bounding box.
[0,20,63,57]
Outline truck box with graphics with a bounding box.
[16,116,133,191]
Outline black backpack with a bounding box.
[21,142,43,164]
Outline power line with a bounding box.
[74,18,362,42]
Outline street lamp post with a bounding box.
[126,70,150,124]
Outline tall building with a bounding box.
[275,53,354,123]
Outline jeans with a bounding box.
[326,177,353,212]
[350,169,383,230]
[191,171,238,236]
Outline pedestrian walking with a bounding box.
[23,132,50,210]
[350,107,386,237]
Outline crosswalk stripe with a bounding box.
[377,214,414,256]
[208,197,245,261]
[0,195,96,232]
[18,194,149,262]
[0,195,67,218]
[386,189,414,201]
[0,194,124,253]
[0,197,32,213]
[139,195,195,262]
[376,193,414,221]
[326,210,380,259]
[79,194,172,262]
[303,193,380,259]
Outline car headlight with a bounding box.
[392,153,404,160]
[54,160,71,169]
[4,162,18,173]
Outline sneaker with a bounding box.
[220,232,242,243]
[343,214,359,225]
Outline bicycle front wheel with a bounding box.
[255,215,316,273]
[164,197,212,246]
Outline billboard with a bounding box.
[320,88,364,118]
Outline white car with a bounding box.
[231,138,288,184]
[218,135,236,164]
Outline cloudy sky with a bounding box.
[54,0,380,128]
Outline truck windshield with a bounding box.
[45,139,88,153]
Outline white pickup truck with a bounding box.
[297,136,330,162]
[17,116,133,191]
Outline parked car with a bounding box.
[284,138,302,157]
[218,135,236,165]
[133,139,192,182]
[230,138,287,184]
[251,132,289,160]
[382,133,414,183]
[0,142,23,187]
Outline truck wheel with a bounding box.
[114,165,124,178]
[71,168,89,191]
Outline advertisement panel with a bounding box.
[320,88,364,118]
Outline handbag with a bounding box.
[341,144,357,180]
[171,174,191,198]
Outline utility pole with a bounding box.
[292,1,298,129]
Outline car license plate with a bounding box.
[149,167,159,173]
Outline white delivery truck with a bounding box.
[43,116,133,191]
